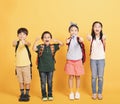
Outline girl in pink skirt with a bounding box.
[65,23,85,100]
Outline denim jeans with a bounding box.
[39,71,54,97]
[90,59,105,94]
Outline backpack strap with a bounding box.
[38,44,44,56]
[50,44,55,56]
[15,41,20,53]
[77,37,86,63]
[101,39,105,51]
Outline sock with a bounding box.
[20,89,24,95]
[26,89,30,95]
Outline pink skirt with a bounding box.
[64,60,84,76]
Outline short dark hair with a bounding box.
[68,24,79,32]
[17,28,28,35]
[41,31,52,39]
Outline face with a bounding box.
[93,23,102,35]
[69,26,79,36]
[18,32,27,40]
[42,33,52,45]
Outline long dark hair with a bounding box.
[91,21,103,40]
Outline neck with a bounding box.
[95,33,100,38]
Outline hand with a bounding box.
[21,39,26,44]
[13,40,17,46]
[35,37,41,42]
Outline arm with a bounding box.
[25,41,31,47]
[78,37,84,42]
[102,35,106,46]
[32,37,40,51]
[87,35,92,41]
[66,38,71,45]
[12,40,17,47]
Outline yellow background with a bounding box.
[0,0,120,104]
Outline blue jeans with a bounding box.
[39,71,54,97]
[90,59,105,94]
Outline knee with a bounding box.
[98,77,103,81]
[75,76,80,80]
[69,75,74,80]
[92,76,97,80]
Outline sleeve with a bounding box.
[36,45,41,53]
[54,44,60,52]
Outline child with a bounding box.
[64,23,85,100]
[87,21,106,100]
[33,31,63,101]
[13,28,32,101]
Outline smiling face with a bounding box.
[69,26,79,36]
[18,32,27,40]
[93,23,102,35]
[42,33,52,45]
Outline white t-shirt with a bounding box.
[88,35,105,60]
[66,35,82,60]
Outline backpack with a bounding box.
[15,41,32,79]
[90,39,105,55]
[36,44,55,65]
[66,37,86,63]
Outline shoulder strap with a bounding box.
[25,45,32,67]
[50,44,55,56]
[77,37,86,63]
[38,44,45,56]
[15,41,20,53]
[66,37,72,51]
[101,39,105,51]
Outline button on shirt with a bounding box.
[67,36,82,60]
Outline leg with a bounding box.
[90,59,98,94]
[68,75,74,100]
[68,75,74,92]
[39,71,47,98]
[75,76,80,99]
[47,71,53,97]
[97,59,105,95]
[75,76,80,91]
[90,59,98,100]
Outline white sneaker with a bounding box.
[75,92,80,99]
[69,92,74,100]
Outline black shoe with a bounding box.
[19,93,25,101]
[24,94,30,101]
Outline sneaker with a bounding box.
[24,94,30,101]
[92,94,97,100]
[19,93,25,101]
[98,94,103,100]
[42,97,47,101]
[48,96,53,101]
[69,92,74,100]
[75,92,80,99]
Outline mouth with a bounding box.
[45,40,49,42]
